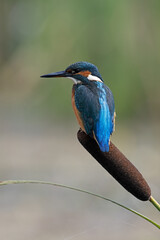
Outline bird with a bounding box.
[41,61,115,152]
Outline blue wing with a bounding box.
[74,82,115,152]
[74,84,100,137]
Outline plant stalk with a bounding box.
[0,179,160,230]
[150,196,160,211]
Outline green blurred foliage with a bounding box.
[0,0,160,121]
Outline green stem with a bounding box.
[150,196,160,211]
[0,179,160,230]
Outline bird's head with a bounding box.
[41,61,103,84]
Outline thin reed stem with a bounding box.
[0,179,160,230]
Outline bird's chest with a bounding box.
[71,85,76,111]
[71,84,85,131]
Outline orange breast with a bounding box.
[72,88,85,132]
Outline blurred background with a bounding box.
[0,0,160,239]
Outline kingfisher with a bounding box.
[41,61,115,152]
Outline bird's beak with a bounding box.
[40,70,68,78]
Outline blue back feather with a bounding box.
[94,82,114,152]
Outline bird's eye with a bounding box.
[66,69,77,74]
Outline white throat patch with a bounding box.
[67,77,81,84]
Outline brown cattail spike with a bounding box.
[77,129,151,201]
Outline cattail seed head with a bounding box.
[77,129,151,201]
